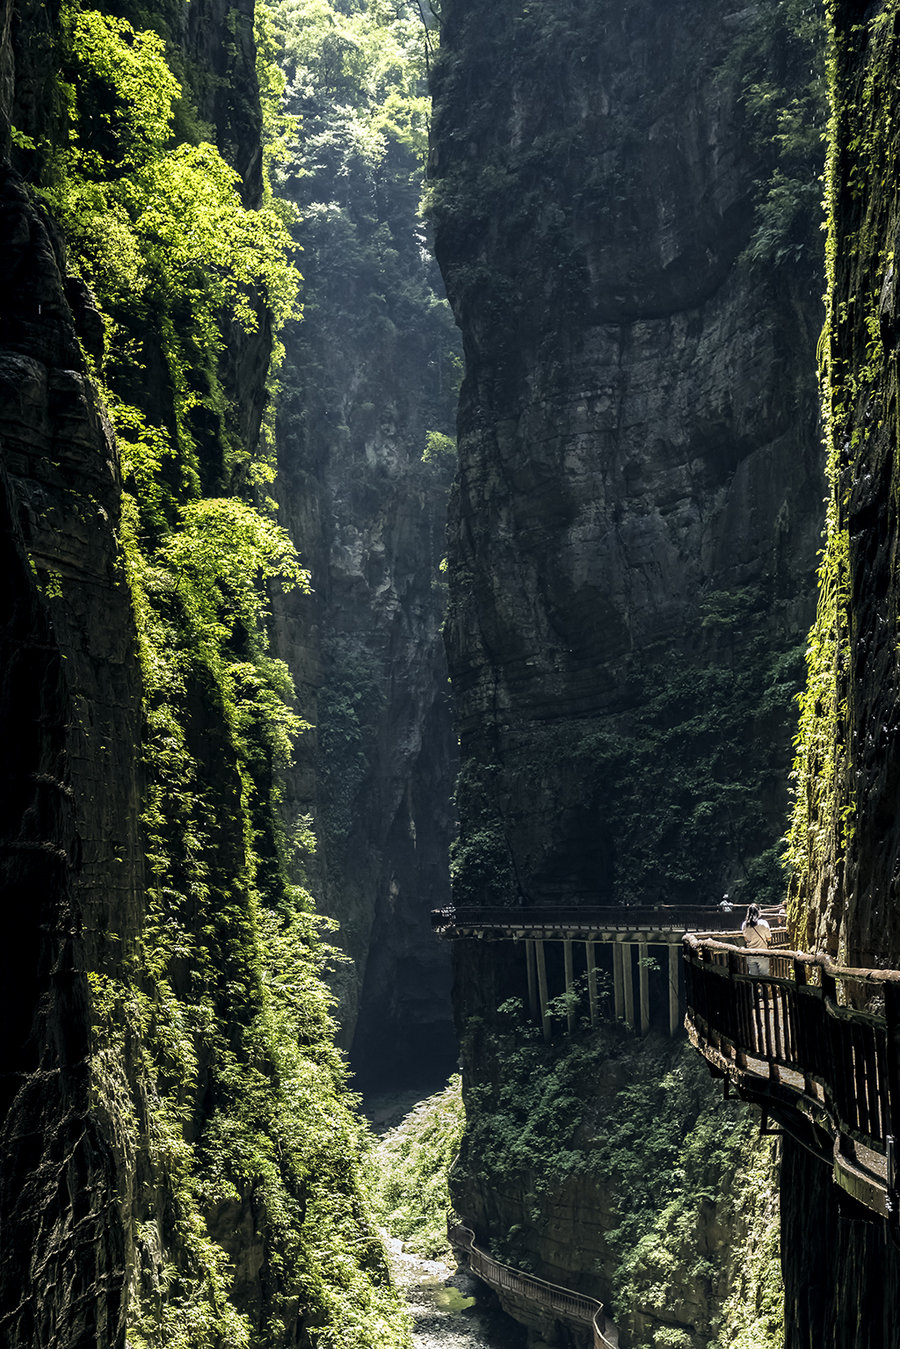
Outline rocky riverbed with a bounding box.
[385,1237,525,1349]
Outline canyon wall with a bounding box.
[0,149,140,1349]
[783,1,900,1343]
[433,0,824,919]
[431,0,825,1343]
[0,1,412,1344]
[270,0,459,1085]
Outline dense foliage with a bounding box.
[33,1,414,1344]
[458,1015,781,1349]
[725,0,825,268]
[370,1077,465,1258]
[785,1,894,942]
[450,628,808,910]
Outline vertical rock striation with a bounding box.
[0,156,140,1349]
[0,1,414,1345]
[430,0,825,1342]
[432,0,824,917]
[783,2,900,1342]
[271,4,460,1085]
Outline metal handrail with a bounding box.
[432,904,765,934]
[448,1222,618,1348]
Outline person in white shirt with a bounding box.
[741,903,771,976]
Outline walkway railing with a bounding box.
[448,1222,618,1349]
[431,904,758,936]
[432,903,786,1039]
[684,934,900,1219]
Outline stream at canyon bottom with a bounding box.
[366,1087,525,1349]
[385,1237,523,1349]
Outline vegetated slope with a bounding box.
[432,0,824,913]
[0,1,411,1345]
[370,1075,465,1259]
[781,1,900,1341]
[428,0,825,1343]
[455,1016,780,1349]
[267,0,460,1085]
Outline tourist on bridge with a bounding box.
[741,904,772,975]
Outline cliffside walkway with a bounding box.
[684,934,900,1220]
[448,1222,618,1349]
[432,903,785,1038]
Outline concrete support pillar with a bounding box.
[622,943,634,1029]
[669,944,681,1036]
[564,939,575,1033]
[536,939,551,1041]
[526,940,538,1022]
[638,941,650,1035]
[613,942,625,1021]
[587,941,599,1028]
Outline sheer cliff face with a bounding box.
[270,16,460,1085]
[0,163,139,1349]
[432,0,824,914]
[1,4,140,1331]
[782,4,900,1344]
[2,4,321,1346]
[431,1,824,1343]
[274,301,458,1082]
[789,0,900,972]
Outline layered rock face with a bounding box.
[782,2,900,1342]
[430,0,825,1342]
[271,9,460,1085]
[0,163,138,1347]
[433,0,824,917]
[0,1,413,1344]
[273,226,458,1084]
[0,1,143,1324]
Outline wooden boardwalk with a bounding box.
[684,934,900,1220]
[448,1222,618,1348]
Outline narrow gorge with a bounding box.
[2,1,900,1348]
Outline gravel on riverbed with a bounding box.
[385,1236,526,1349]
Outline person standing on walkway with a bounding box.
[741,903,771,976]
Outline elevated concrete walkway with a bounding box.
[433,902,784,1038]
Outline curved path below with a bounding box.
[386,1237,525,1349]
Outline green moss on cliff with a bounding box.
[457,1019,781,1349]
[785,1,898,952]
[31,2,413,1345]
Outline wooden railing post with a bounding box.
[884,982,900,1214]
